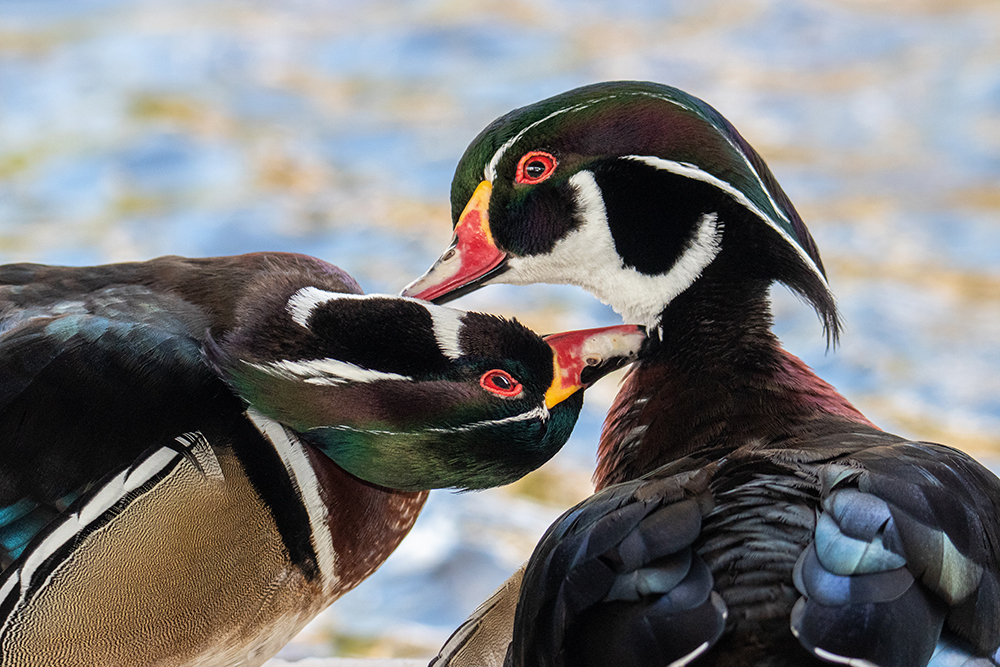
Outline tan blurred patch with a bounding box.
[796,194,898,224]
[829,256,1000,304]
[321,630,436,659]
[825,0,1000,14]
[859,396,1000,457]
[112,193,167,217]
[381,199,451,232]
[254,149,334,196]
[425,0,549,25]
[504,465,594,508]
[949,185,1000,212]
[0,29,63,56]
[0,152,33,179]
[129,95,235,137]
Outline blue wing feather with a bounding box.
[793,440,1000,666]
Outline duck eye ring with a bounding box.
[515,151,557,185]
[480,369,523,398]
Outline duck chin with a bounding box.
[503,248,697,333]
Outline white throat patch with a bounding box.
[497,170,723,330]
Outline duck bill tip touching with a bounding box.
[401,180,507,304]
[542,324,647,408]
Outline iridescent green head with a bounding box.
[207,288,646,491]
[404,81,838,340]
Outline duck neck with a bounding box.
[595,278,873,490]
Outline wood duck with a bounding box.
[403,81,1000,667]
[0,251,646,667]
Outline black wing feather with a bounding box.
[506,460,723,667]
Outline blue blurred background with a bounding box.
[1,0,999,660]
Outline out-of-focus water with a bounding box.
[1,0,999,659]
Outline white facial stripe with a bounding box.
[315,405,550,438]
[288,286,342,328]
[247,409,338,592]
[612,89,796,228]
[428,405,549,433]
[480,89,819,286]
[287,288,414,329]
[250,358,412,386]
[429,306,464,360]
[486,102,595,181]
[623,155,827,288]
[496,170,721,329]
[483,88,705,183]
[287,287,472,364]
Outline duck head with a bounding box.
[206,287,646,491]
[402,81,838,339]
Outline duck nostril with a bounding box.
[585,357,601,366]
[441,248,457,262]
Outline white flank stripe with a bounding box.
[247,409,338,592]
[78,470,129,524]
[123,446,181,493]
[18,517,80,596]
[252,358,411,386]
[0,437,204,637]
[0,573,17,609]
[428,305,465,360]
[624,155,827,288]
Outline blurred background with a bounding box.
[1,0,999,660]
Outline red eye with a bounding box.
[479,369,523,398]
[515,151,557,185]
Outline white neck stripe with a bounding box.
[247,410,339,592]
[623,155,827,287]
